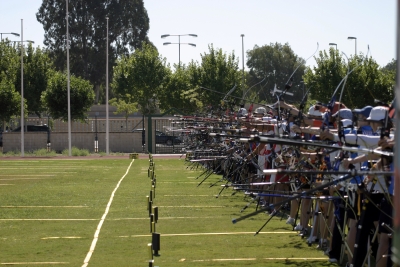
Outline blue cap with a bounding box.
[353,106,373,118]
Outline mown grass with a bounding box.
[0,158,338,266]
[0,148,123,157]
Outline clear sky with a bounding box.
[0,0,397,70]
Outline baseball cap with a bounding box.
[341,119,353,127]
[237,108,248,117]
[254,107,266,115]
[366,106,388,121]
[353,106,373,118]
[332,108,353,120]
[308,106,322,116]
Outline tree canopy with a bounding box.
[112,43,168,115]
[304,49,395,109]
[41,71,95,121]
[246,42,307,104]
[14,45,54,117]
[36,0,151,103]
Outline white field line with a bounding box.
[191,257,327,262]
[81,158,134,267]
[158,205,225,208]
[163,195,211,197]
[0,262,68,265]
[0,216,227,221]
[1,174,55,177]
[0,219,98,221]
[157,181,199,183]
[123,231,293,238]
[0,206,88,208]
[41,236,82,240]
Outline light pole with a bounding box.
[161,34,197,67]
[17,25,34,157]
[106,17,109,155]
[241,34,245,98]
[347,36,357,55]
[66,0,71,156]
[20,19,24,157]
[0,32,20,40]
[329,42,337,50]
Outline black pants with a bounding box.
[351,193,383,267]
[329,191,347,260]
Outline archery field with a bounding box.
[0,157,338,267]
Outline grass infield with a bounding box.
[0,157,338,266]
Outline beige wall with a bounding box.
[3,132,144,153]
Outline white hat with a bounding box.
[341,119,352,127]
[237,108,248,117]
[308,106,322,116]
[254,107,266,115]
[332,108,353,120]
[367,106,387,121]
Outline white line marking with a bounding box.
[0,178,54,181]
[0,206,88,208]
[192,257,327,262]
[158,206,225,208]
[0,262,68,265]
[0,175,55,176]
[0,184,13,186]
[124,231,293,237]
[81,158,134,267]
[163,195,211,197]
[0,219,98,221]
[41,236,82,240]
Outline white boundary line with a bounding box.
[0,262,68,265]
[192,257,327,262]
[125,231,293,237]
[81,158,134,267]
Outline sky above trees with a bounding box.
[0,0,396,70]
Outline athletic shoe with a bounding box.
[286,216,295,225]
[307,236,317,243]
[329,258,338,263]
[294,223,303,231]
[269,209,278,217]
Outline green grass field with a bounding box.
[0,157,338,266]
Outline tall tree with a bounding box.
[304,51,395,109]
[41,71,95,121]
[36,0,151,103]
[109,94,138,131]
[112,43,168,115]
[0,40,19,85]
[0,78,22,128]
[190,45,241,111]
[14,44,53,117]
[0,40,28,128]
[247,42,307,104]
[159,64,202,114]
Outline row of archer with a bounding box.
[180,94,395,267]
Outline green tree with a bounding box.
[159,64,202,114]
[109,94,138,131]
[0,40,19,85]
[14,44,53,117]
[247,42,307,103]
[303,48,346,104]
[36,0,151,103]
[0,78,22,129]
[41,71,95,121]
[304,51,395,109]
[112,43,168,115]
[189,45,241,111]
